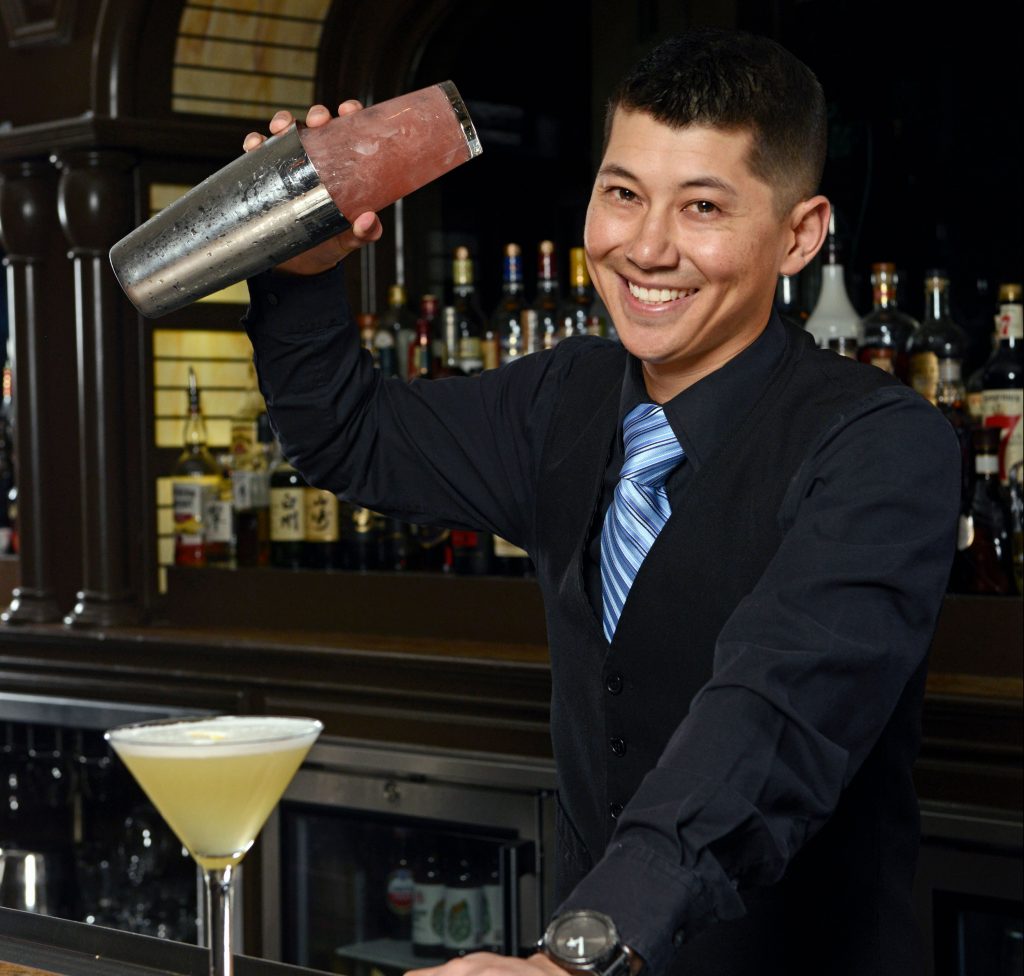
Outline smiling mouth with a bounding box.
[626,279,699,305]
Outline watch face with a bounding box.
[550,912,616,965]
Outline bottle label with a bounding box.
[232,469,269,510]
[230,420,258,458]
[481,336,500,371]
[443,886,483,951]
[270,487,305,541]
[451,530,480,550]
[910,352,941,404]
[205,497,233,544]
[412,883,446,946]
[172,478,217,537]
[459,337,483,373]
[348,505,377,537]
[861,347,896,373]
[493,536,528,559]
[997,304,1024,341]
[387,867,415,917]
[975,455,1000,476]
[981,388,1024,484]
[304,488,340,542]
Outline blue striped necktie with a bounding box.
[601,402,686,642]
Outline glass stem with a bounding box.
[204,865,235,976]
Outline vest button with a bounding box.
[609,737,626,757]
[609,801,623,819]
[605,672,624,695]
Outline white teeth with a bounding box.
[627,281,695,303]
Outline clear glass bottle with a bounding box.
[857,262,918,380]
[804,216,859,358]
[908,271,968,406]
[490,243,527,364]
[532,240,562,352]
[775,272,805,330]
[980,282,1023,485]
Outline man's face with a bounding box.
[585,109,798,399]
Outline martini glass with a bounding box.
[105,715,323,976]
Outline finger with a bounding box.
[351,212,383,241]
[242,131,266,153]
[306,103,332,127]
[337,98,363,116]
[269,110,293,135]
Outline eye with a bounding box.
[686,200,718,215]
[608,186,638,203]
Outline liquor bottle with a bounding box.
[172,367,227,568]
[980,283,1023,485]
[373,317,401,379]
[414,522,452,573]
[775,273,805,329]
[231,366,270,567]
[908,272,968,406]
[936,353,973,522]
[379,284,416,379]
[0,362,14,555]
[412,843,446,957]
[954,426,1014,594]
[438,307,467,378]
[419,293,444,375]
[304,487,342,569]
[409,310,435,381]
[558,247,594,342]
[804,216,859,358]
[341,502,379,571]
[385,828,415,941]
[532,240,562,351]
[857,263,918,380]
[377,514,411,571]
[451,247,488,374]
[492,534,530,577]
[269,444,307,570]
[442,840,483,958]
[491,244,528,364]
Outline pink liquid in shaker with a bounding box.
[299,83,479,220]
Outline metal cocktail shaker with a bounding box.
[110,81,482,319]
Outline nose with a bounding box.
[625,207,679,270]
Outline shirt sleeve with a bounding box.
[559,386,962,973]
[243,265,562,550]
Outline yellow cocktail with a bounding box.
[106,715,322,976]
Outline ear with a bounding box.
[779,196,830,276]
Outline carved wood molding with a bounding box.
[0,0,76,48]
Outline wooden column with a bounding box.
[54,149,143,627]
[0,158,63,623]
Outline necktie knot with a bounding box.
[620,403,685,488]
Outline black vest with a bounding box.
[533,326,926,975]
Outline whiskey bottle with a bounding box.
[980,283,1023,485]
[857,263,918,380]
[532,240,562,351]
[438,307,467,378]
[357,313,378,362]
[341,502,379,571]
[451,247,488,373]
[231,366,270,568]
[908,271,968,406]
[303,487,342,570]
[557,247,594,342]
[373,317,401,379]
[269,444,307,570]
[804,215,859,358]
[172,367,226,568]
[409,308,436,381]
[491,243,527,364]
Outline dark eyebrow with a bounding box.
[597,162,737,196]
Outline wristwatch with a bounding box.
[539,910,640,976]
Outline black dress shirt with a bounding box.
[244,264,960,974]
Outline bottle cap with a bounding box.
[998,282,1022,303]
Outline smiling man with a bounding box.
[243,28,960,976]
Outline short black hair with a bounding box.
[606,28,827,213]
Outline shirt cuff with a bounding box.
[557,840,743,975]
[243,263,351,337]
